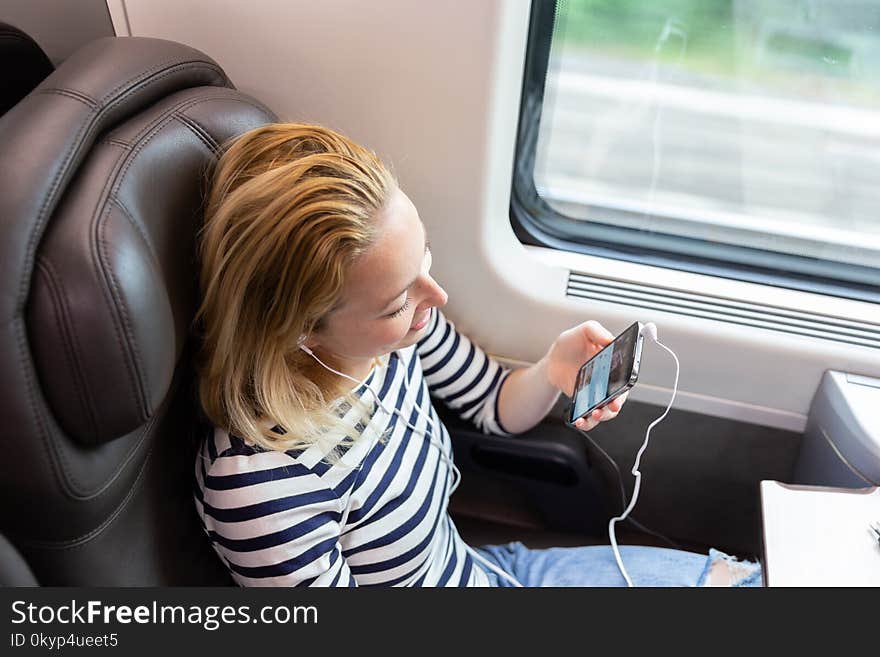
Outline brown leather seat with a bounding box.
[0,532,39,586]
[0,35,276,584]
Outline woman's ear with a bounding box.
[297,334,318,354]
[298,332,323,353]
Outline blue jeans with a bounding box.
[472,542,763,587]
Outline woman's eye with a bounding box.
[385,244,430,319]
[389,298,409,318]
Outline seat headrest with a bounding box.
[0,36,276,445]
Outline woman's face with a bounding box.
[307,185,448,377]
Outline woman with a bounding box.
[192,122,761,587]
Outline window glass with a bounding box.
[520,0,880,297]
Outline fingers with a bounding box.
[609,391,629,413]
[582,320,615,346]
[573,400,624,431]
[597,405,618,422]
[573,415,598,432]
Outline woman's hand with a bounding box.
[544,320,629,432]
[570,392,628,432]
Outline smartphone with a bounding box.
[566,321,645,426]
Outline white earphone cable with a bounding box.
[607,323,679,587]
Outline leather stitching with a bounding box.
[14,316,66,504]
[15,359,179,544]
[35,258,101,449]
[14,445,155,549]
[124,90,272,147]
[173,112,221,157]
[88,93,271,426]
[108,198,162,274]
[96,202,150,422]
[89,91,273,427]
[34,87,98,107]
[20,60,227,305]
[93,98,240,420]
[96,59,227,105]
[28,64,231,425]
[103,138,131,149]
[14,306,152,502]
[32,260,91,496]
[13,59,230,508]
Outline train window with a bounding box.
[511,0,880,303]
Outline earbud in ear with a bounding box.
[296,334,314,355]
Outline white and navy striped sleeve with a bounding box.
[415,306,514,436]
[197,446,358,587]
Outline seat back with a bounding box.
[0,21,54,115]
[0,36,276,584]
[0,532,39,586]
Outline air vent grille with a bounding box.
[567,271,880,350]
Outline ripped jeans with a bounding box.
[472,542,763,587]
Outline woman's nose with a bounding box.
[419,274,447,308]
[433,283,448,307]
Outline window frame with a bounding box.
[509,0,880,305]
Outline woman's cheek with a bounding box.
[383,321,410,344]
[396,316,414,338]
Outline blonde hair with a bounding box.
[193,122,397,462]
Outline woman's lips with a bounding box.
[410,309,430,331]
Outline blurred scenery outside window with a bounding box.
[534,0,880,281]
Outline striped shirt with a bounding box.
[193,306,514,586]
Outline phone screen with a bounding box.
[569,322,641,424]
